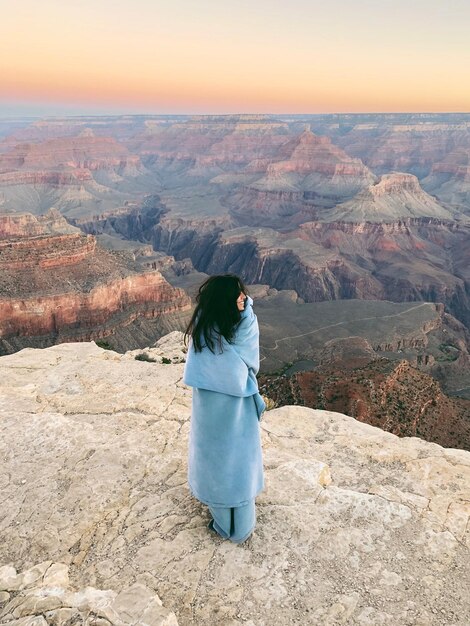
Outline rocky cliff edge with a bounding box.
[0,333,469,626]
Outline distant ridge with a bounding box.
[321,172,458,222]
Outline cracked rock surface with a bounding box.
[0,561,177,626]
[0,334,469,625]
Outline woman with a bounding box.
[183,274,265,543]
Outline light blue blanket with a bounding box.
[183,296,265,507]
[183,296,262,400]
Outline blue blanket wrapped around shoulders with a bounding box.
[183,295,265,507]
[183,295,265,414]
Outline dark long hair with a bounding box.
[184,274,248,353]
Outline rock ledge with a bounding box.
[0,336,469,625]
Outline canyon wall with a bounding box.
[0,211,191,354]
[0,272,189,343]
[85,205,470,328]
[260,338,470,451]
[2,114,470,359]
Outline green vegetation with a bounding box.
[96,339,113,350]
[436,342,460,362]
[161,357,172,364]
[135,353,157,363]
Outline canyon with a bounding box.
[1,116,470,623]
[2,112,470,418]
[79,200,470,329]
[259,337,470,451]
[0,210,191,354]
[0,129,158,217]
[249,287,470,392]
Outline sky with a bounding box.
[1,0,469,116]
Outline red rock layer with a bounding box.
[297,218,464,258]
[0,136,131,171]
[0,272,189,341]
[0,134,144,195]
[0,214,45,238]
[133,117,290,167]
[0,170,92,186]
[258,130,374,180]
[0,212,191,349]
[260,357,470,451]
[337,126,470,175]
[0,234,96,269]
[0,209,78,238]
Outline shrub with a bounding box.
[161,357,172,364]
[135,353,157,363]
[96,339,113,350]
[262,396,277,411]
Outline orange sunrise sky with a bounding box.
[1,0,469,115]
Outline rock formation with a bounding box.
[320,116,470,179]
[250,130,376,195]
[321,172,457,222]
[422,148,470,213]
[224,130,377,227]
[2,119,100,146]
[0,211,191,354]
[2,113,470,371]
[0,334,469,625]
[82,193,470,329]
[251,291,470,399]
[0,130,155,216]
[0,208,79,238]
[0,562,177,626]
[131,114,290,174]
[0,132,138,172]
[260,337,470,450]
[295,218,470,325]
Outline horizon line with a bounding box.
[2,111,470,119]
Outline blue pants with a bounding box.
[208,499,256,543]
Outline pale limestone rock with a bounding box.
[11,594,64,619]
[258,459,331,505]
[42,564,69,589]
[20,562,53,591]
[0,562,57,593]
[111,583,178,626]
[154,331,188,359]
[44,608,75,626]
[0,564,177,626]
[123,331,187,364]
[4,618,48,626]
[0,338,469,625]
[0,566,17,591]
[110,583,156,621]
